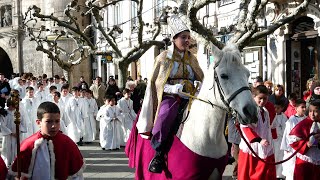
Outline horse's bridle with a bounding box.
[211,55,251,112]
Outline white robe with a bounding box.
[82,98,98,142]
[65,97,88,143]
[32,139,84,180]
[59,93,72,127]
[280,114,306,180]
[239,107,274,159]
[54,100,68,134]
[34,90,47,104]
[0,110,26,166]
[20,97,40,140]
[117,97,136,144]
[96,105,123,150]
[271,112,287,178]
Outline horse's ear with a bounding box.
[210,43,223,65]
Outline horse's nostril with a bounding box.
[242,105,258,124]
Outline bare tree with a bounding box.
[23,0,167,88]
[179,0,312,50]
[23,0,312,87]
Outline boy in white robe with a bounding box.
[52,91,67,134]
[270,100,287,179]
[65,87,88,145]
[34,82,47,104]
[280,99,307,180]
[96,95,123,150]
[117,88,137,144]
[46,85,57,102]
[83,90,98,143]
[20,86,39,140]
[59,84,72,127]
[0,100,26,167]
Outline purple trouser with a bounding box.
[151,96,180,152]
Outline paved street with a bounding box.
[0,135,234,179]
[79,141,234,179]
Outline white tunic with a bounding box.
[65,97,88,142]
[271,112,287,178]
[96,105,123,150]
[0,111,26,166]
[239,107,274,159]
[280,114,306,180]
[20,97,40,140]
[117,97,137,143]
[54,100,68,134]
[32,139,84,180]
[59,93,73,126]
[82,98,98,142]
[34,90,47,104]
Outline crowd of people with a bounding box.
[0,72,147,179]
[227,76,320,180]
[0,13,319,179]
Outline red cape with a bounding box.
[289,117,313,154]
[11,131,84,179]
[0,156,7,180]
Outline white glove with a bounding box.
[172,84,184,94]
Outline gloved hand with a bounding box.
[172,84,184,94]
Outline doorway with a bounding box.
[0,47,13,78]
[287,16,319,97]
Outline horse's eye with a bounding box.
[221,74,229,80]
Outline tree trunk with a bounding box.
[117,61,129,90]
[66,67,74,87]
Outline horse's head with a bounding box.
[207,44,258,125]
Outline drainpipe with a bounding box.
[17,0,23,74]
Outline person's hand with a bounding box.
[0,93,5,98]
[260,139,270,146]
[172,84,183,94]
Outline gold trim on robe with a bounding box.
[137,49,204,134]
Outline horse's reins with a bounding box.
[235,124,317,165]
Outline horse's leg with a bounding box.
[208,168,221,180]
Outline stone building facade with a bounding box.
[0,0,92,86]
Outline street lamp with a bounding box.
[308,46,314,77]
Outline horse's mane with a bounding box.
[222,43,241,59]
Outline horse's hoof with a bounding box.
[148,155,164,173]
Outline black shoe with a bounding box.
[77,141,83,146]
[148,154,165,173]
[227,156,235,165]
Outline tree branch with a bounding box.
[137,0,144,45]
[188,0,224,49]
[236,0,311,49]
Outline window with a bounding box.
[114,5,120,25]
[131,1,137,31]
[218,0,235,7]
[154,0,164,19]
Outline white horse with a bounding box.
[126,44,258,180]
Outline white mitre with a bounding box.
[167,14,189,38]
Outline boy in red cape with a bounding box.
[289,99,320,180]
[10,102,85,179]
[238,85,276,180]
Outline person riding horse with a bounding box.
[136,15,204,173]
